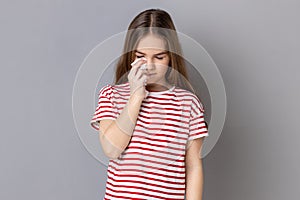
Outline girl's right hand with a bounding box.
[128,57,149,99]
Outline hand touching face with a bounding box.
[134,34,170,87]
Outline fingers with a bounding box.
[128,57,148,98]
[130,58,147,76]
[139,72,148,85]
[131,57,146,67]
[136,66,149,80]
[128,59,148,84]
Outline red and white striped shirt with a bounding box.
[90,81,208,199]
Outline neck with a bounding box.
[146,83,173,92]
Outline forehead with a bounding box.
[136,34,167,52]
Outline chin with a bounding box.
[147,78,160,84]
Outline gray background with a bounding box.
[1,0,299,199]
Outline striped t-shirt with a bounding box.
[90,81,209,199]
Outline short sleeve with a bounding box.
[90,84,119,131]
[188,95,209,141]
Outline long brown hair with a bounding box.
[114,8,194,92]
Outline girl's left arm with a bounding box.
[185,137,205,200]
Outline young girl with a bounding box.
[90,8,209,200]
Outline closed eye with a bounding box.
[136,55,165,60]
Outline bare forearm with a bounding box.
[185,165,204,200]
[99,94,143,157]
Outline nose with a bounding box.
[145,59,155,70]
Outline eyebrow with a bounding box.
[135,50,168,56]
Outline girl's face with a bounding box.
[134,34,171,89]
